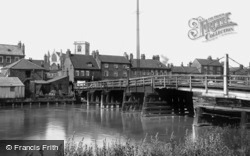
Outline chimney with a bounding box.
[66,49,71,57]
[21,43,25,55]
[96,50,99,57]
[18,41,22,48]
[171,63,174,67]
[29,57,32,61]
[85,42,90,55]
[141,54,145,60]
[153,55,160,61]
[188,62,192,67]
[92,50,96,58]
[44,54,47,64]
[130,53,133,60]
[181,62,183,67]
[207,55,212,60]
[41,61,44,67]
[240,64,243,69]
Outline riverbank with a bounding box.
[64,126,250,156]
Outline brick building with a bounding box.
[63,49,101,83]
[130,54,171,78]
[191,56,223,75]
[94,51,131,80]
[2,59,45,97]
[0,41,25,70]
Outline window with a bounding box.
[123,65,128,69]
[155,70,158,75]
[114,64,118,68]
[87,63,93,67]
[114,71,118,77]
[86,71,90,76]
[6,56,11,63]
[0,56,3,63]
[123,71,128,77]
[81,70,85,76]
[104,70,109,77]
[10,87,15,92]
[151,70,154,75]
[104,64,109,68]
[134,71,137,76]
[26,71,31,78]
[77,45,82,52]
[203,66,208,74]
[142,71,146,76]
[75,70,79,76]
[217,67,221,74]
[209,66,213,74]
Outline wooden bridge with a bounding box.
[74,54,250,128]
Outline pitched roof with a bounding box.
[98,55,130,64]
[172,66,200,74]
[195,59,222,66]
[35,75,68,84]
[70,54,99,70]
[0,44,24,56]
[0,77,24,86]
[131,59,168,69]
[2,59,45,70]
[27,59,50,70]
[229,67,249,75]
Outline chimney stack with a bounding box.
[21,43,25,56]
[141,54,145,60]
[130,53,133,60]
[66,49,71,57]
[152,55,160,61]
[240,64,243,69]
[85,42,90,55]
[92,50,96,58]
[18,41,22,48]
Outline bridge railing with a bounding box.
[74,74,250,91]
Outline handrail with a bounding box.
[74,74,250,91]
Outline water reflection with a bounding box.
[0,105,194,146]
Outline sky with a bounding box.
[0,0,249,67]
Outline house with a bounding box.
[0,77,25,99]
[0,41,25,69]
[172,64,200,75]
[229,64,250,81]
[64,49,101,83]
[94,51,131,80]
[130,54,171,78]
[1,59,46,97]
[191,56,223,75]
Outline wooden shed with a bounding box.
[0,77,25,99]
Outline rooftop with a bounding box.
[3,59,45,70]
[0,77,24,86]
[70,54,99,70]
[131,59,168,69]
[98,55,130,64]
[172,66,200,74]
[0,43,24,56]
[195,58,222,66]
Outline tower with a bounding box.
[74,41,90,55]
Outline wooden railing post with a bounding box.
[175,76,178,88]
[164,76,166,88]
[205,76,208,93]
[189,76,192,91]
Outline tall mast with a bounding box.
[136,0,140,77]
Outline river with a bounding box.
[0,104,195,146]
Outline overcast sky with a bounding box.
[0,0,249,67]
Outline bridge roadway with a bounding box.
[75,74,250,100]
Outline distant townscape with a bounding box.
[0,41,248,99]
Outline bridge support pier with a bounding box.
[193,107,204,126]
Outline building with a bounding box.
[94,51,131,80]
[229,64,250,81]
[0,41,25,69]
[74,41,90,55]
[191,56,223,75]
[1,59,46,97]
[172,64,200,75]
[64,49,101,83]
[0,77,25,99]
[44,50,66,70]
[130,54,171,78]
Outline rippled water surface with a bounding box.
[0,104,195,145]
